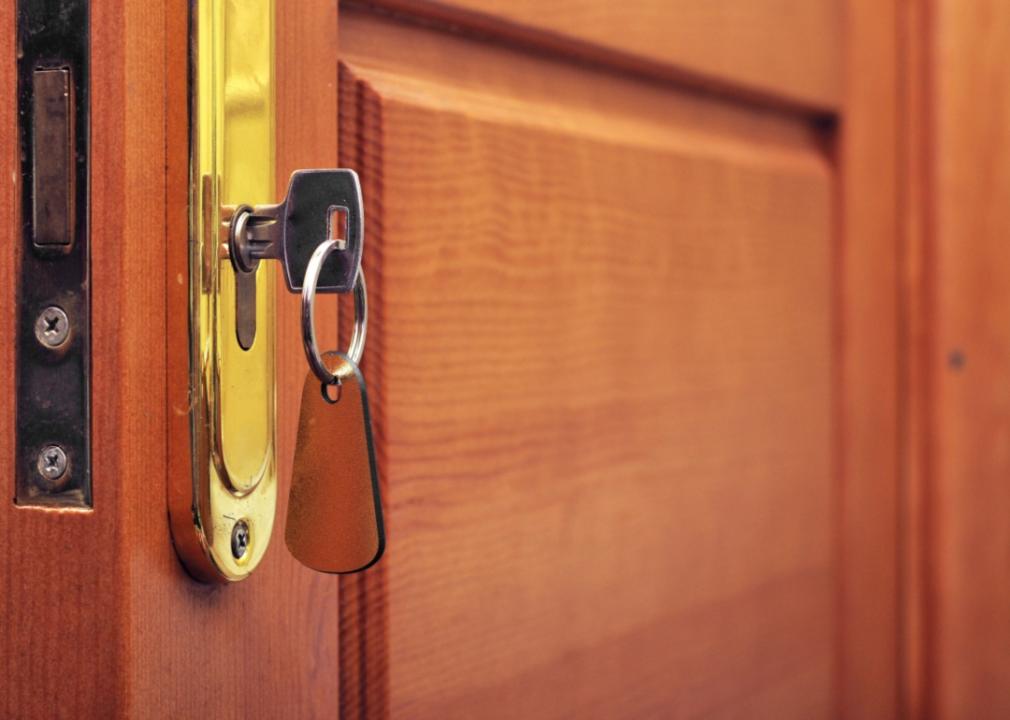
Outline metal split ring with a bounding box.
[301,238,367,385]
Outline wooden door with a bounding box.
[0,1,902,718]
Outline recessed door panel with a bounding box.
[340,10,835,717]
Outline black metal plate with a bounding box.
[15,0,91,507]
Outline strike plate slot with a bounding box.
[15,0,91,507]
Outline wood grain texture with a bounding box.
[340,10,837,717]
[360,0,842,112]
[837,0,901,717]
[899,0,932,715]
[919,0,1010,716]
[339,62,393,720]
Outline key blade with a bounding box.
[286,357,384,573]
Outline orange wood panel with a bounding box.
[837,0,901,717]
[363,0,842,112]
[899,0,931,716]
[339,10,838,717]
[917,0,1010,716]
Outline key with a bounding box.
[229,168,364,348]
[231,168,363,293]
[285,352,385,574]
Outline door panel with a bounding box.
[340,8,837,717]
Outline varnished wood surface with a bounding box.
[916,0,1010,716]
[899,0,932,716]
[338,61,392,720]
[837,0,901,717]
[361,0,842,112]
[340,10,838,717]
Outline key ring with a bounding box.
[301,238,367,386]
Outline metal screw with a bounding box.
[37,444,68,482]
[231,519,250,560]
[34,306,70,348]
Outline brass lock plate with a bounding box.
[168,0,277,582]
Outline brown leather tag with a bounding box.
[285,355,384,573]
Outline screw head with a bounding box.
[37,444,68,484]
[34,306,70,348]
[231,519,251,560]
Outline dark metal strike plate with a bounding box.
[15,0,91,507]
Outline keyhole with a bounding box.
[231,519,251,560]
